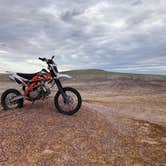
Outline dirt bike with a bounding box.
[1,56,82,115]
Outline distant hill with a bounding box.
[0,73,10,82]
[0,69,166,82]
[63,69,166,81]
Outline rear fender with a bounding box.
[6,71,28,85]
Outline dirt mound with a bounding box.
[0,99,166,166]
[0,100,123,166]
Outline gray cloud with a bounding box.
[0,0,166,74]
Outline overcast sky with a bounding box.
[0,0,166,74]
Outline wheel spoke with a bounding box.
[58,91,78,112]
[5,93,18,109]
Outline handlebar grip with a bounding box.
[38,57,45,61]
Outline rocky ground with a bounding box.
[0,75,166,166]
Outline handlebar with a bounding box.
[38,56,55,64]
[38,57,46,61]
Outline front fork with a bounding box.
[55,79,69,103]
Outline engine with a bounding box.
[29,85,51,100]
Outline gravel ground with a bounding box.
[0,77,166,166]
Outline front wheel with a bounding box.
[54,87,82,115]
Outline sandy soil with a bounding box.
[0,77,166,166]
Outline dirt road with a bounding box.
[0,77,166,166]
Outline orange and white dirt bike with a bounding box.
[1,56,82,115]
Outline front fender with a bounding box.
[57,73,72,79]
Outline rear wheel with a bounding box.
[1,89,24,111]
[54,87,82,115]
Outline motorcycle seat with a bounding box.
[17,72,39,80]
